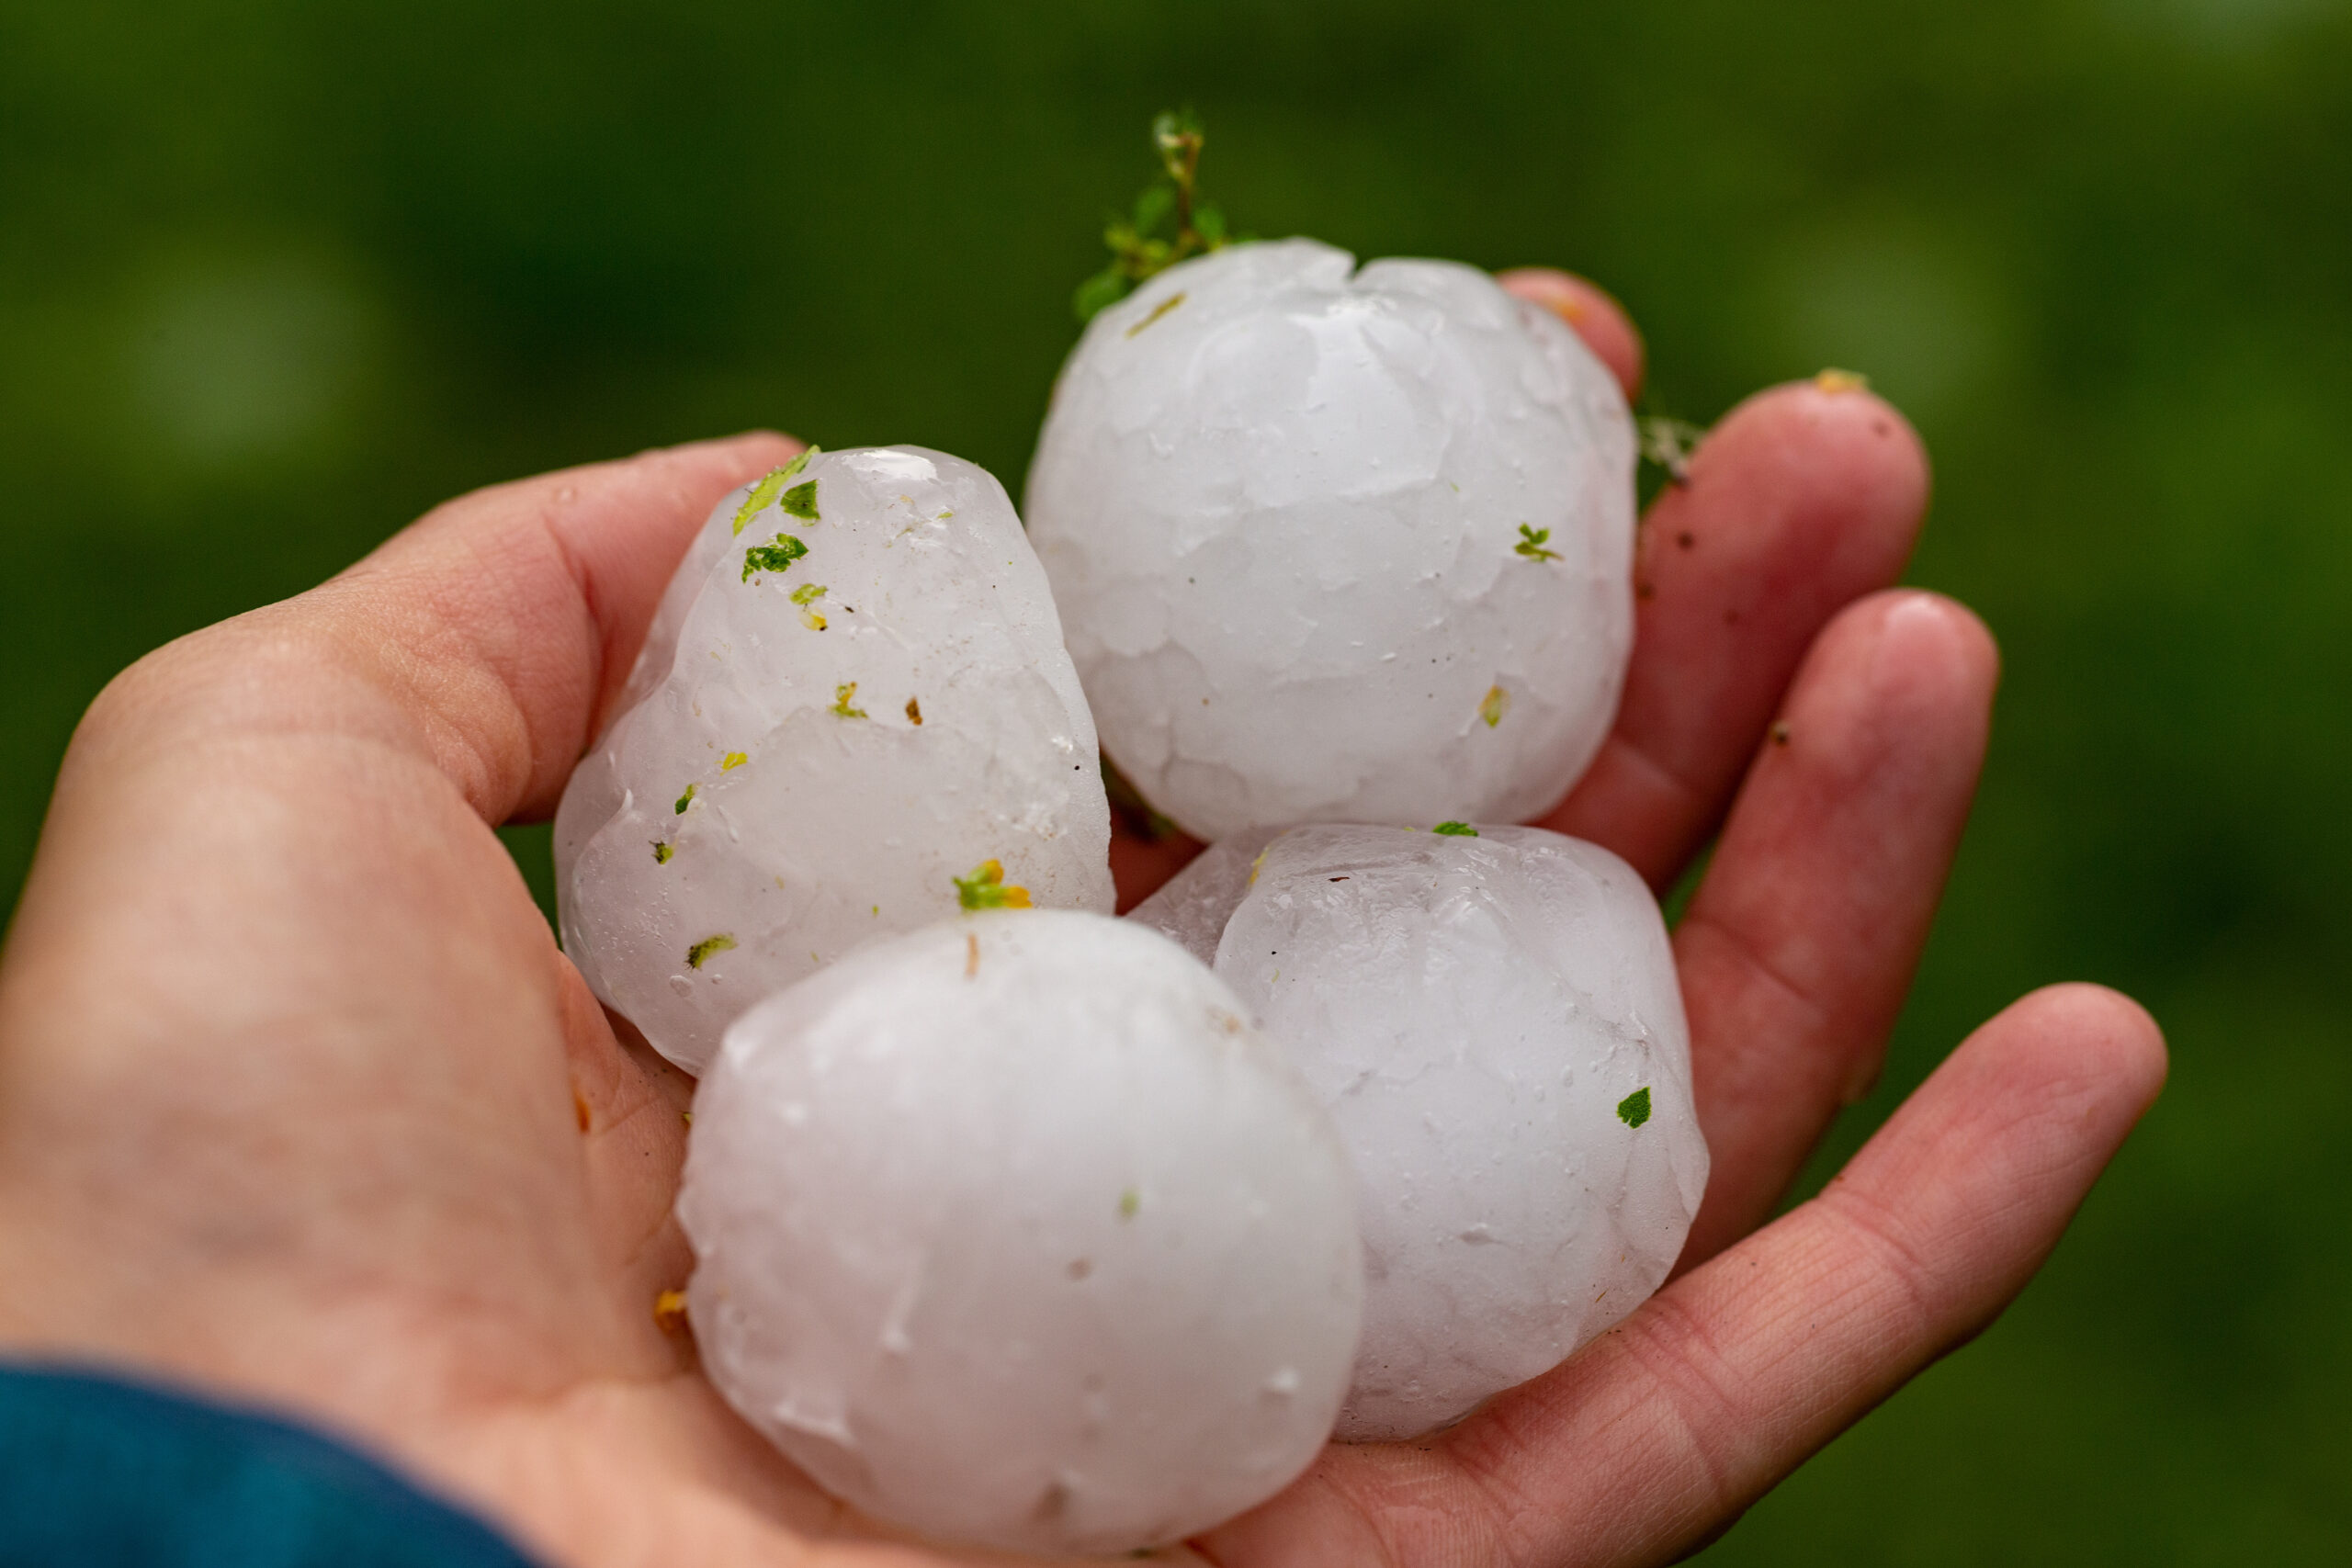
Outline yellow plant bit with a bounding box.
[720,751,748,771]
[1479,685,1510,728]
[905,696,923,726]
[1814,367,1871,393]
[685,933,737,969]
[1125,289,1187,337]
[954,859,1032,910]
[652,1289,690,1332]
[831,682,868,718]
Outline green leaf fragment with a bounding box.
[788,582,827,606]
[1479,685,1510,728]
[651,840,673,863]
[685,933,737,969]
[1131,183,1173,233]
[741,533,809,582]
[1515,524,1561,562]
[781,479,819,521]
[831,682,867,719]
[1432,820,1478,836]
[1074,264,1130,322]
[720,751,748,771]
[1617,1087,1653,1128]
[673,784,696,814]
[729,447,819,536]
[1118,1187,1140,1221]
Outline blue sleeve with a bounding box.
[0,1363,541,1567]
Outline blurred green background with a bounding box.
[4,0,2347,1560]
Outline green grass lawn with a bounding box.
[5,1,2348,1558]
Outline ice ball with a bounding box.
[678,910,1364,1556]
[1212,823,1707,1441]
[1026,239,1636,841]
[554,446,1114,1074]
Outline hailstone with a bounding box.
[1026,239,1636,842]
[679,910,1364,1557]
[554,446,1114,1074]
[1169,822,1707,1441]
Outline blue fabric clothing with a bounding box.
[0,1364,539,1567]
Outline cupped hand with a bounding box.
[0,274,2164,1568]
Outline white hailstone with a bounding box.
[555,446,1114,1075]
[1026,239,1636,842]
[679,910,1364,1557]
[1210,823,1708,1442]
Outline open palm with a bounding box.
[0,276,2162,1567]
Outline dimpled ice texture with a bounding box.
[554,446,1114,1075]
[679,911,1365,1557]
[1025,239,1636,842]
[1214,824,1708,1441]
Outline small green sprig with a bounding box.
[1617,1087,1653,1128]
[1432,821,1479,837]
[1514,525,1560,562]
[1074,109,1238,322]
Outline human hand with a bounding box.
[0,274,2163,1567]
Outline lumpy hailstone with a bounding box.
[679,911,1364,1557]
[1026,239,1636,842]
[554,446,1114,1075]
[1168,823,1707,1441]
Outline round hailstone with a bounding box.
[1210,823,1707,1442]
[679,910,1363,1557]
[555,446,1114,1075]
[1025,239,1636,842]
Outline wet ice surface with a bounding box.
[680,912,1364,1557]
[1210,824,1707,1441]
[554,446,1114,1075]
[1027,239,1635,841]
